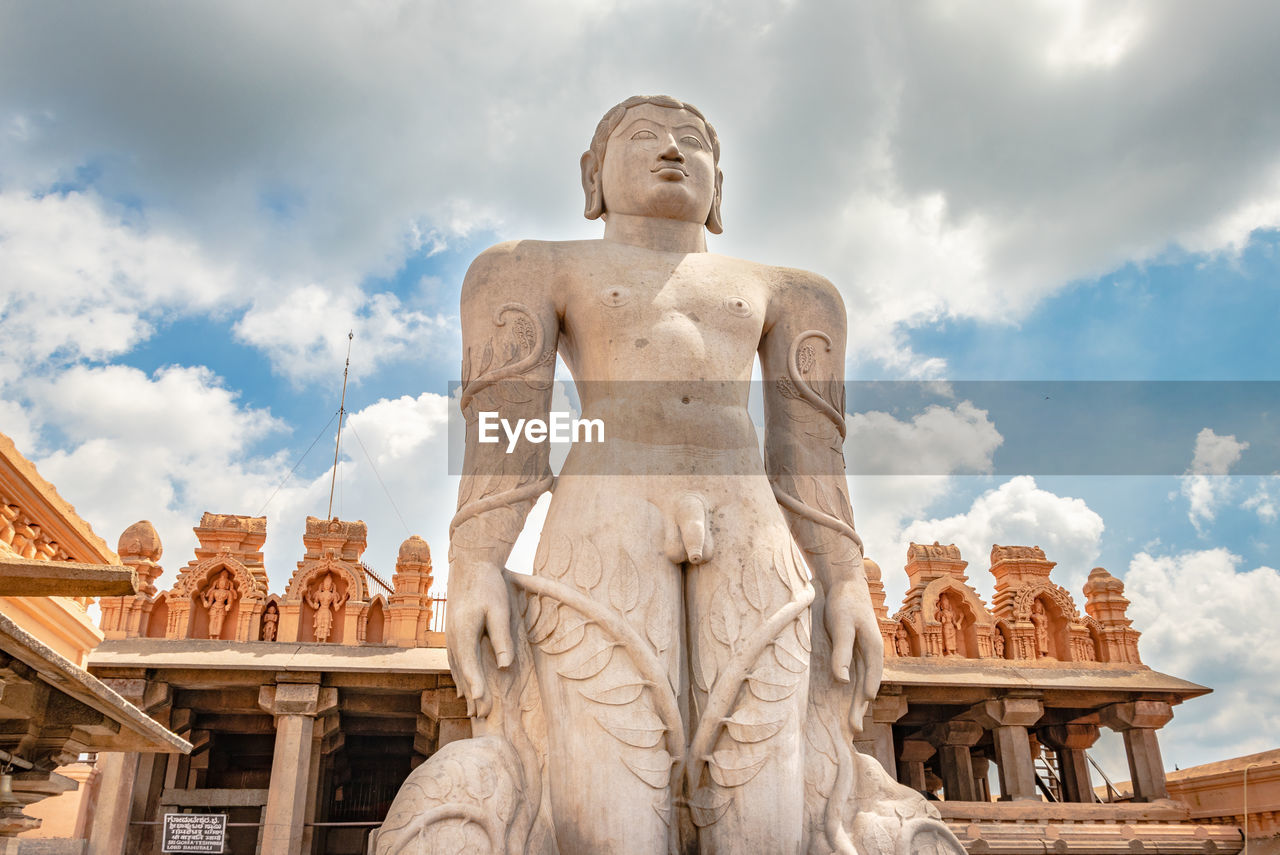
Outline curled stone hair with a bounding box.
[581,94,723,234]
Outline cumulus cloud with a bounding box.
[1180,427,1249,533]
[846,400,1002,475]
[898,476,1105,599]
[2,1,1278,377]
[845,400,1002,601]
[1242,476,1280,524]
[0,190,239,377]
[233,286,452,385]
[1126,548,1280,766]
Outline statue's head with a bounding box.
[216,571,230,587]
[581,95,723,234]
[321,574,334,591]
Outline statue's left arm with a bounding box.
[760,271,882,729]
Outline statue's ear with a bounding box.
[705,167,724,235]
[581,150,604,220]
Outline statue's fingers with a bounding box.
[488,606,515,670]
[829,614,855,683]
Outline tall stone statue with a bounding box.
[307,573,346,643]
[377,95,962,855]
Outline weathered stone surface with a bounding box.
[0,559,137,598]
[374,94,963,855]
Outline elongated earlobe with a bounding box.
[581,151,604,220]
[705,168,724,234]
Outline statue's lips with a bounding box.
[651,164,687,179]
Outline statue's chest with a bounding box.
[567,264,766,361]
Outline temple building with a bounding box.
[0,432,189,853]
[77,505,1248,854]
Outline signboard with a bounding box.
[161,813,227,853]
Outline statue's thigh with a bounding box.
[529,497,682,854]
[684,521,811,853]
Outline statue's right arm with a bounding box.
[449,241,559,719]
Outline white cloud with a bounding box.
[1242,476,1280,524]
[1179,427,1249,533]
[1126,548,1280,766]
[233,286,452,385]
[846,400,1002,475]
[0,190,239,376]
[898,476,1105,599]
[1,1,1277,377]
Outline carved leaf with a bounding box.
[688,785,732,828]
[708,748,769,788]
[580,680,646,706]
[546,534,572,580]
[622,748,673,789]
[523,592,542,625]
[709,584,740,649]
[776,377,801,401]
[527,599,560,644]
[608,549,641,613]
[645,590,672,654]
[463,764,497,801]
[805,708,838,765]
[772,640,807,674]
[742,554,766,613]
[772,546,793,589]
[557,643,616,681]
[747,666,802,702]
[574,537,603,591]
[478,340,495,376]
[653,797,672,828]
[723,708,785,744]
[595,708,666,749]
[540,613,588,655]
[694,631,718,693]
[794,616,812,654]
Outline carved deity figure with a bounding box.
[894,624,912,658]
[306,573,347,643]
[261,602,279,642]
[936,597,960,656]
[1031,599,1051,658]
[993,631,1006,658]
[200,570,237,639]
[377,95,962,855]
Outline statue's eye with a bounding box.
[631,129,657,141]
[681,136,704,150]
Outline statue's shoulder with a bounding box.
[465,239,603,286]
[760,263,845,324]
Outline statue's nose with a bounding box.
[660,134,684,162]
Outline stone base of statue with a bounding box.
[373,573,963,855]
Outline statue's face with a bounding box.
[600,103,716,225]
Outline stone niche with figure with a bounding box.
[279,516,373,644]
[159,513,273,641]
[873,542,1142,665]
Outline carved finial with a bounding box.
[397,535,431,566]
[117,520,162,563]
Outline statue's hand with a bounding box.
[824,575,884,734]
[445,560,515,720]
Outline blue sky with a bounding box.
[3,0,1280,773]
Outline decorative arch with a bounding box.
[362,595,387,645]
[286,557,366,604]
[1021,589,1073,661]
[1011,582,1079,623]
[993,618,1015,660]
[257,594,283,642]
[185,556,262,641]
[1081,614,1106,662]
[920,578,994,659]
[145,591,170,639]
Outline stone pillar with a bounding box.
[972,755,992,802]
[1100,701,1173,802]
[422,683,471,750]
[1040,723,1101,803]
[259,676,337,855]
[928,720,984,802]
[858,692,908,779]
[898,739,936,793]
[969,698,1043,801]
[86,752,138,855]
